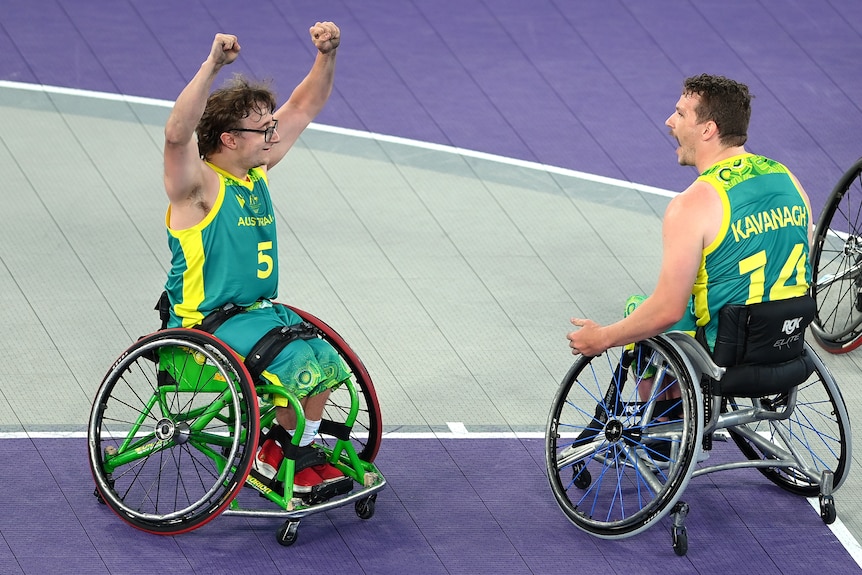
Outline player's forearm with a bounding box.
[604,299,682,348]
[283,51,336,119]
[165,59,223,145]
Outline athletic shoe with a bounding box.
[253,439,283,481]
[312,463,346,483]
[293,466,325,494]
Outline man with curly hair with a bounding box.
[162,23,348,494]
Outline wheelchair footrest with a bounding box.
[304,476,354,505]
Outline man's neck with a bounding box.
[205,154,250,181]
[696,145,747,173]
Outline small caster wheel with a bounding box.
[573,463,591,489]
[355,494,377,520]
[277,520,300,546]
[672,525,688,556]
[820,494,837,524]
[94,476,114,505]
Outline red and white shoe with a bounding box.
[253,439,283,481]
[312,463,345,483]
[293,467,325,494]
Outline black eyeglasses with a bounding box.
[228,119,279,143]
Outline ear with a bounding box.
[220,131,239,150]
[701,120,718,141]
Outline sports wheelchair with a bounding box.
[810,156,862,353]
[546,295,850,556]
[87,296,385,546]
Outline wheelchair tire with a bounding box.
[810,157,862,353]
[286,305,382,462]
[546,336,703,539]
[88,329,260,535]
[726,343,851,496]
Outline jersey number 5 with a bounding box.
[258,241,273,279]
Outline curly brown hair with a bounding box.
[196,74,277,159]
[683,74,752,147]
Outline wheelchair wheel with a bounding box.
[726,343,851,496]
[287,306,382,462]
[810,157,862,353]
[88,329,260,535]
[546,336,703,539]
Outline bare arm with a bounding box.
[163,34,240,204]
[266,22,340,170]
[567,182,720,356]
[790,173,814,244]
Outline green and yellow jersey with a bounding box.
[674,153,811,348]
[165,163,278,328]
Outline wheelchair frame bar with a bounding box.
[223,477,387,520]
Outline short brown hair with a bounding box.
[196,74,277,159]
[683,74,752,147]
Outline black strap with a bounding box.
[319,419,351,441]
[154,290,248,333]
[195,302,246,334]
[155,291,171,330]
[244,321,320,381]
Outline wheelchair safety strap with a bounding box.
[195,302,247,334]
[153,290,248,333]
[244,321,320,382]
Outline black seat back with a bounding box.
[711,295,816,396]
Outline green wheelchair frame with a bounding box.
[88,305,385,546]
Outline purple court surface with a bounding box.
[1,437,858,575]
[1,0,861,210]
[2,1,861,574]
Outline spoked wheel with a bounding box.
[546,336,703,539]
[810,157,862,353]
[726,344,851,496]
[285,306,383,462]
[88,329,260,535]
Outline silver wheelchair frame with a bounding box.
[546,331,850,556]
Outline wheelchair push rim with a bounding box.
[545,336,703,539]
[88,329,260,535]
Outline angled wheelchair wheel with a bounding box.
[284,306,382,462]
[546,336,703,539]
[810,157,862,353]
[726,343,851,496]
[88,329,260,535]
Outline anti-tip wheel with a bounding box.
[355,494,377,520]
[277,520,300,546]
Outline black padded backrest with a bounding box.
[711,295,816,368]
[711,295,816,397]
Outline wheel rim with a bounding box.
[88,330,258,533]
[546,338,702,538]
[727,351,849,496]
[810,158,862,349]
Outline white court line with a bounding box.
[0,80,677,199]
[446,422,469,435]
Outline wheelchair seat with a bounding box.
[709,295,816,397]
